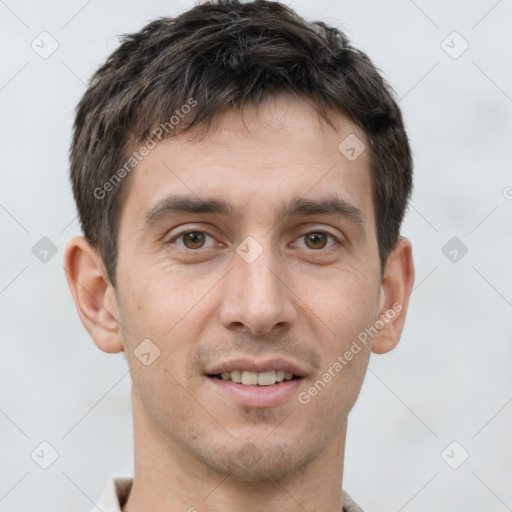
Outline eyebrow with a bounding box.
[141,194,365,228]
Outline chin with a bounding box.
[196,438,322,482]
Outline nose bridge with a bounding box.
[219,236,296,335]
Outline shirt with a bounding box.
[93,477,365,511]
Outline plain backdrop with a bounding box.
[1,1,511,511]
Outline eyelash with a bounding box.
[167,228,341,252]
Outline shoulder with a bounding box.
[92,477,133,512]
[342,490,365,512]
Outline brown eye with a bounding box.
[180,231,207,249]
[303,232,329,250]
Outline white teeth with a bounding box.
[241,371,258,385]
[230,370,242,383]
[257,371,276,386]
[275,370,285,382]
[216,370,297,385]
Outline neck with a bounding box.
[123,390,347,512]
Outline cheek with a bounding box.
[301,268,378,404]
[117,265,214,383]
[298,345,371,433]
[118,260,193,333]
[303,266,380,337]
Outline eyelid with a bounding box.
[166,226,219,249]
[291,221,345,241]
[166,225,344,252]
[291,230,341,250]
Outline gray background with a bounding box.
[1,1,511,511]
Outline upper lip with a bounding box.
[205,357,308,377]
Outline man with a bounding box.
[64,1,414,510]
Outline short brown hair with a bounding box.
[70,0,413,286]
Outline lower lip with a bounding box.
[206,377,304,408]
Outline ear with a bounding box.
[64,236,124,354]
[371,237,415,355]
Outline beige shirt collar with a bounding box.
[94,477,365,512]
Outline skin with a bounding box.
[65,94,414,512]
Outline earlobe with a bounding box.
[371,237,415,355]
[64,236,124,354]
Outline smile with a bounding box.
[209,370,300,386]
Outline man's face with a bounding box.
[114,94,383,480]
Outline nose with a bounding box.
[218,242,297,336]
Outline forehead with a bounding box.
[119,95,374,230]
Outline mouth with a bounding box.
[204,358,307,408]
[208,370,302,386]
